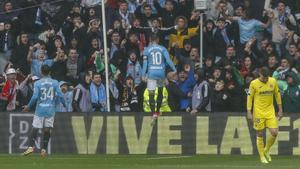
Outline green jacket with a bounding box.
[283,72,300,113]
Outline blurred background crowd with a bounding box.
[0,0,300,113]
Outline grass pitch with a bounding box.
[0,154,297,169]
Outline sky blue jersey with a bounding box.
[142,44,176,80]
[27,77,66,118]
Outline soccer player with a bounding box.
[247,67,283,164]
[22,65,66,157]
[142,34,176,125]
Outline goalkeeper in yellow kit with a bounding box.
[247,67,283,164]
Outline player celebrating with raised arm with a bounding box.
[247,67,283,164]
[23,65,66,157]
[142,34,176,126]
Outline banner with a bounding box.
[1,112,300,155]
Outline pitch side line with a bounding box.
[147,156,192,160]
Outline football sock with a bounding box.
[265,135,276,153]
[149,91,156,114]
[156,87,163,113]
[29,128,39,147]
[42,128,51,150]
[256,136,265,159]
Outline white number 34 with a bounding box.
[40,87,54,100]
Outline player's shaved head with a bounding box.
[41,65,51,76]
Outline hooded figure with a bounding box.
[72,72,93,112]
[187,69,211,114]
[283,71,300,113]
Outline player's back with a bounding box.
[144,44,168,79]
[35,77,59,117]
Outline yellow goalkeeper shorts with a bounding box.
[253,117,278,131]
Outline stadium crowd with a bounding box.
[0,0,300,113]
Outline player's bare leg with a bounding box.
[40,127,51,157]
[256,130,268,164]
[23,128,38,156]
[264,128,278,162]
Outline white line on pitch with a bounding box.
[147,156,192,160]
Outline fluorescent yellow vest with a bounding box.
[143,87,171,113]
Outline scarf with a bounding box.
[0,80,17,102]
[126,59,142,85]
[278,68,290,80]
[0,80,18,111]
[119,10,130,26]
[90,82,107,111]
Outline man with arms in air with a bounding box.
[247,67,283,163]
[142,34,176,125]
[23,65,66,157]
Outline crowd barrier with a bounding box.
[0,112,299,155]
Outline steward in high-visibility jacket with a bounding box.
[143,87,171,113]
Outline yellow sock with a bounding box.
[265,135,276,153]
[256,136,265,159]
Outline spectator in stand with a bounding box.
[187,69,211,115]
[51,48,67,81]
[283,71,300,113]
[286,43,298,59]
[217,45,239,68]
[272,57,295,91]
[206,0,234,21]
[0,20,15,60]
[269,1,297,57]
[123,51,142,87]
[208,67,224,87]
[56,81,73,113]
[211,80,230,112]
[10,32,30,75]
[66,48,85,86]
[168,16,198,50]
[18,74,39,109]
[178,64,196,111]
[267,55,279,75]
[0,1,19,23]
[0,68,18,111]
[114,0,135,29]
[73,72,93,113]
[213,18,234,58]
[153,0,178,28]
[119,76,138,112]
[27,48,55,78]
[166,71,189,112]
[227,9,272,53]
[135,4,157,27]
[90,72,107,112]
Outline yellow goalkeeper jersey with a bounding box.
[247,77,282,118]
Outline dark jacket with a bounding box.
[211,89,230,112]
[166,80,187,112]
[10,43,30,75]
